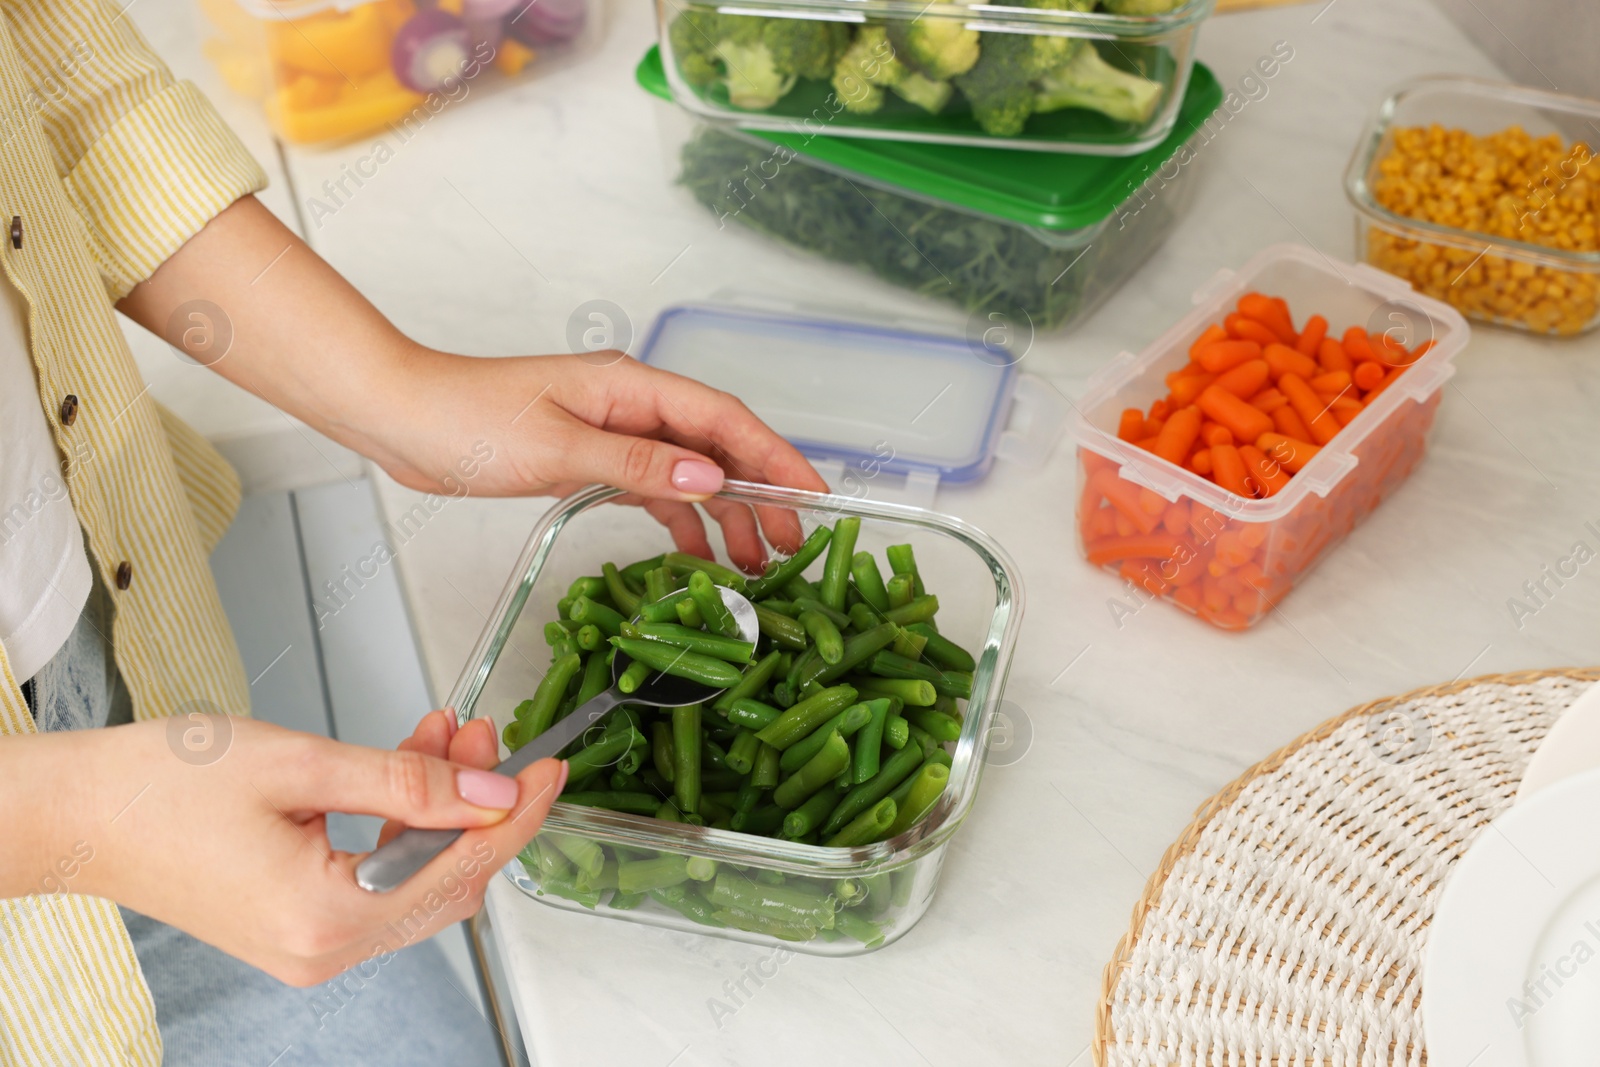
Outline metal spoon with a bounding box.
[356,584,759,892]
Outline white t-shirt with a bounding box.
[0,275,91,683]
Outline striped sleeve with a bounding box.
[1,0,266,300]
[156,402,242,555]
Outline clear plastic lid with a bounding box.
[636,303,1064,505]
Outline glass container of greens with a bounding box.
[637,48,1222,332]
[449,481,1022,955]
[654,0,1214,154]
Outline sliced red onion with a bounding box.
[464,0,522,15]
[504,0,586,45]
[391,10,473,92]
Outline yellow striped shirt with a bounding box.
[0,4,266,1063]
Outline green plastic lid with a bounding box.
[636,47,1222,232]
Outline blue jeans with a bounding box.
[30,573,503,1066]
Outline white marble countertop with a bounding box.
[139,0,1600,1062]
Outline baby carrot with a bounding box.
[1189,448,1213,475]
[1193,340,1262,373]
[1153,405,1202,466]
[1317,337,1352,373]
[1226,314,1281,348]
[1256,432,1321,473]
[1237,293,1296,344]
[1209,442,1256,498]
[1271,404,1312,442]
[1169,371,1215,407]
[1352,361,1385,392]
[1091,471,1162,534]
[1342,326,1379,363]
[1294,313,1328,358]
[1248,387,1287,413]
[1365,365,1407,400]
[1196,385,1273,443]
[1085,532,1191,566]
[1117,408,1145,441]
[1308,370,1352,395]
[1213,359,1271,399]
[1239,445,1290,497]
[1201,423,1233,447]
[1278,372,1341,445]
[1328,397,1364,424]
[1262,343,1318,381]
[1188,322,1228,356]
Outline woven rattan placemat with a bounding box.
[1095,668,1600,1065]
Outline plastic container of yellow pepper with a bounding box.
[1344,76,1600,337]
[198,0,599,145]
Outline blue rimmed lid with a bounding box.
[637,303,1057,497]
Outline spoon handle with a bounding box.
[355,689,625,893]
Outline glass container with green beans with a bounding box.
[449,483,1022,956]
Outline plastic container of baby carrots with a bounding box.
[1071,243,1470,630]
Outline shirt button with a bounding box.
[115,561,133,590]
[9,216,19,249]
[60,394,78,426]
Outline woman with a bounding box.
[0,4,825,1064]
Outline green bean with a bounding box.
[545,620,577,645]
[650,887,725,926]
[782,575,818,601]
[886,573,915,609]
[771,681,796,708]
[611,638,742,688]
[697,793,733,823]
[569,596,626,636]
[927,746,952,769]
[726,728,761,775]
[726,697,782,730]
[884,595,939,626]
[617,659,652,694]
[712,649,783,713]
[745,525,833,599]
[817,516,859,613]
[644,565,675,606]
[701,769,745,791]
[755,684,858,750]
[851,698,890,785]
[674,597,703,629]
[904,723,939,759]
[650,721,675,783]
[735,777,762,815]
[663,552,747,592]
[850,676,937,706]
[797,610,844,665]
[833,908,885,947]
[756,598,799,616]
[884,703,908,749]
[904,622,975,672]
[886,763,950,837]
[779,701,874,773]
[544,832,604,880]
[601,562,642,616]
[859,872,893,915]
[608,890,646,911]
[686,570,741,639]
[639,588,693,622]
[672,704,701,815]
[752,743,780,789]
[551,636,580,660]
[567,726,642,780]
[539,877,603,909]
[710,908,816,941]
[619,554,666,586]
[524,653,583,737]
[848,602,881,633]
[707,871,836,929]
[791,596,851,630]
[753,604,807,650]
[833,878,866,904]
[610,769,644,792]
[630,622,754,664]
[907,707,961,743]
[559,791,661,815]
[773,731,850,809]
[503,718,527,751]
[824,797,897,847]
[781,784,843,838]
[890,628,929,660]
[617,854,691,894]
[556,596,576,619]
[567,575,608,600]
[885,544,925,597]
[800,623,901,689]
[573,651,611,707]
[654,800,684,823]
[575,624,603,651]
[732,804,785,835]
[701,736,729,770]
[786,647,818,691]
[822,743,924,836]
[867,651,969,698]
[529,838,571,881]
[849,551,891,613]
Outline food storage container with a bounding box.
[448,481,1023,954]
[637,48,1222,332]
[1071,244,1469,630]
[1345,76,1600,336]
[655,0,1213,154]
[197,0,599,145]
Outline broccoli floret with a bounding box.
[763,18,852,81]
[832,26,896,113]
[1099,0,1187,13]
[892,70,954,114]
[1033,43,1164,124]
[885,16,979,80]
[671,10,849,110]
[952,31,1052,136]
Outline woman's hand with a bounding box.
[28,713,561,987]
[359,350,828,572]
[117,196,829,574]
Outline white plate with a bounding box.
[1424,767,1600,1066]
[1517,681,1600,804]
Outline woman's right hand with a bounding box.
[29,712,559,986]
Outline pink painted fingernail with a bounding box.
[671,459,724,495]
[557,760,570,794]
[457,768,518,809]
[442,709,458,738]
